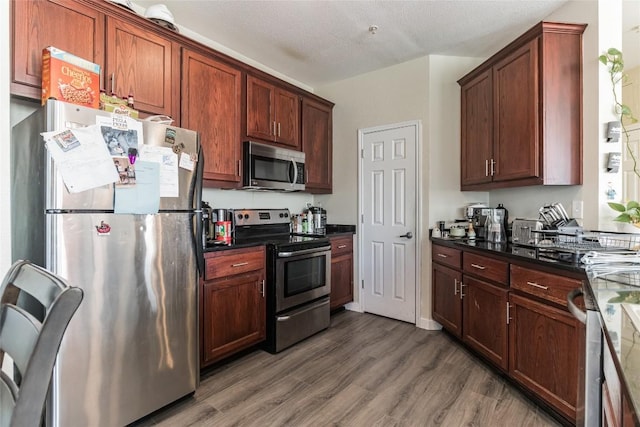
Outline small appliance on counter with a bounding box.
[511,219,544,246]
[470,207,507,241]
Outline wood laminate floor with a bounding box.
[132,310,562,427]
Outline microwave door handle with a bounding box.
[290,159,297,184]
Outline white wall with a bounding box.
[316,55,489,326]
[1,2,10,273]
[202,188,314,215]
[316,57,429,315]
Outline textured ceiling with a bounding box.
[131,0,639,88]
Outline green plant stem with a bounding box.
[609,65,640,178]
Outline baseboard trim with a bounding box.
[416,317,442,330]
[345,302,363,312]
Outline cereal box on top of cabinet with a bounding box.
[41,46,101,108]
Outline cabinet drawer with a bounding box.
[463,252,508,285]
[510,264,582,307]
[432,244,461,269]
[205,246,265,281]
[331,236,353,256]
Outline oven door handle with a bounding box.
[567,288,587,325]
[278,246,331,257]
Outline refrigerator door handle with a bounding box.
[194,144,205,277]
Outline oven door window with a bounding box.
[284,255,327,297]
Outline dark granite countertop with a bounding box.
[204,224,356,253]
[585,266,640,423]
[431,236,585,275]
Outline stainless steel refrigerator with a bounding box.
[11,100,203,426]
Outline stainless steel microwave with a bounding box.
[242,141,305,191]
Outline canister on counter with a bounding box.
[215,220,232,243]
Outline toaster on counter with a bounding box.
[511,219,544,246]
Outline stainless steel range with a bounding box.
[232,209,331,353]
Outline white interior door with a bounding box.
[360,122,418,323]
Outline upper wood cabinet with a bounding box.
[105,17,179,119]
[246,75,300,148]
[181,49,242,187]
[11,0,105,99]
[302,97,333,193]
[458,22,586,191]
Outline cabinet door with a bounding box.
[493,38,539,182]
[432,263,462,338]
[202,271,265,366]
[460,69,493,187]
[182,49,242,186]
[509,293,583,422]
[302,97,333,193]
[246,75,275,141]
[105,17,178,118]
[462,275,508,371]
[274,88,300,148]
[12,0,105,99]
[330,237,353,310]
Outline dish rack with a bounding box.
[533,230,640,253]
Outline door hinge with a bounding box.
[361,280,364,289]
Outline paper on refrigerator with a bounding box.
[42,126,118,193]
[138,145,180,198]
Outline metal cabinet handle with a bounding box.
[490,158,496,176]
[485,159,489,177]
[470,263,486,270]
[459,282,466,299]
[567,288,586,324]
[278,122,281,137]
[232,262,249,267]
[399,232,413,239]
[238,159,242,176]
[437,253,448,258]
[454,278,459,296]
[337,245,347,249]
[260,279,265,297]
[506,302,512,324]
[527,281,549,290]
[110,72,116,94]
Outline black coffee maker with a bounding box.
[202,201,214,244]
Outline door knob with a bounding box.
[399,231,413,239]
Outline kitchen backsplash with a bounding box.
[203,188,315,214]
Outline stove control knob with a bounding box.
[284,212,289,218]
[237,214,243,220]
[279,213,284,218]
[244,214,249,219]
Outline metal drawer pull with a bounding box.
[471,263,486,270]
[526,281,549,290]
[337,245,347,249]
[437,254,448,258]
[232,262,249,267]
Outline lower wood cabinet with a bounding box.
[508,292,582,422]
[201,246,265,367]
[432,262,462,337]
[431,242,585,424]
[462,276,509,371]
[330,235,353,310]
